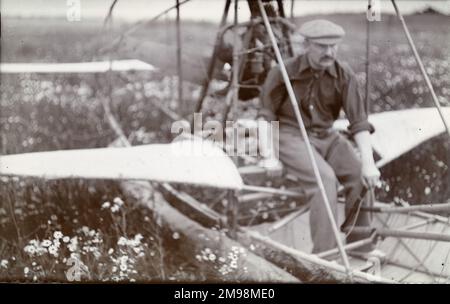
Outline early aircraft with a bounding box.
[1,0,449,283]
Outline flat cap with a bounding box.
[299,19,345,45]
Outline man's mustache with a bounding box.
[320,56,335,62]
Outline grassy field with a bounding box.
[0,11,449,282]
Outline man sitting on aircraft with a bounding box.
[258,19,382,255]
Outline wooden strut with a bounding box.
[342,226,450,243]
[238,227,395,283]
[256,0,354,280]
[359,202,450,214]
[318,215,440,260]
[192,0,231,120]
[241,184,304,198]
[175,0,184,115]
[222,0,243,126]
[365,0,372,122]
[391,0,450,136]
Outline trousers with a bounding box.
[278,125,373,253]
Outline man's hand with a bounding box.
[354,131,381,189]
[258,157,284,178]
[361,161,381,189]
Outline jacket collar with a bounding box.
[294,54,338,79]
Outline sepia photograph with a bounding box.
[0,0,450,286]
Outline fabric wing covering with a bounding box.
[334,107,450,167]
[0,60,156,74]
[0,139,244,190]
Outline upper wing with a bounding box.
[334,107,450,167]
[0,60,156,74]
[0,139,243,190]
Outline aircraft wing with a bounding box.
[0,60,156,74]
[334,107,450,167]
[0,139,244,190]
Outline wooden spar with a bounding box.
[268,205,310,233]
[342,200,450,224]
[276,0,293,57]
[360,202,450,214]
[237,228,395,283]
[343,227,450,242]
[226,0,240,124]
[256,0,353,278]
[175,0,184,114]
[238,165,266,175]
[193,0,231,116]
[391,0,450,136]
[241,184,304,198]
[411,210,450,224]
[238,186,304,203]
[103,7,130,148]
[317,210,438,259]
[399,218,435,231]
[396,200,450,224]
[365,0,372,112]
[317,237,375,259]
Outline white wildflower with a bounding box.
[230,260,238,269]
[117,237,127,246]
[0,260,8,268]
[53,231,63,239]
[111,205,120,213]
[24,267,30,275]
[29,240,39,247]
[68,241,77,252]
[101,201,111,209]
[120,256,128,264]
[113,197,124,206]
[62,236,70,243]
[48,245,58,256]
[41,240,52,247]
[24,245,36,255]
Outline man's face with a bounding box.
[305,40,338,70]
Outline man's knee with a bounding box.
[320,167,338,191]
